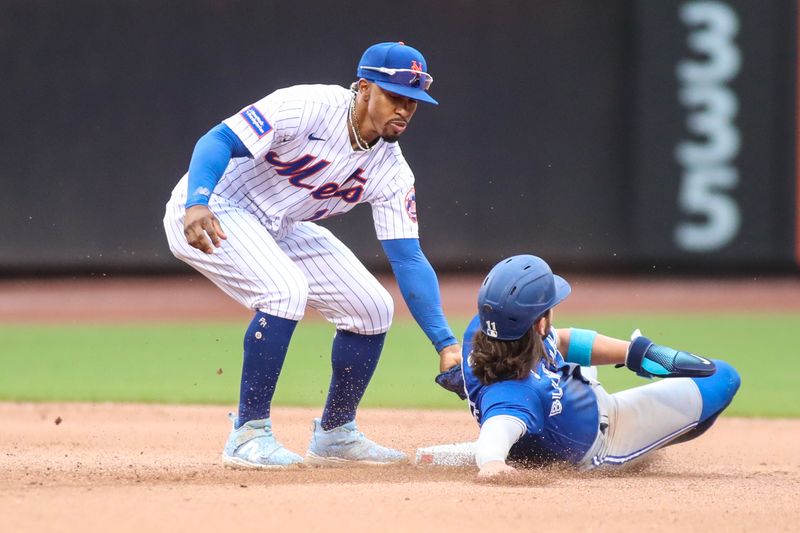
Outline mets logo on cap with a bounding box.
[405,187,417,223]
[357,42,439,105]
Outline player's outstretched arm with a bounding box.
[555,328,628,366]
[380,238,461,371]
[475,415,525,479]
[556,327,716,378]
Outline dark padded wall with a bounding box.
[631,0,797,269]
[2,0,796,273]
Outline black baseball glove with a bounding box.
[435,364,467,400]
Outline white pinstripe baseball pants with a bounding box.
[163,195,394,335]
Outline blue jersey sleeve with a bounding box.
[462,314,481,359]
[480,381,543,435]
[185,123,252,208]
[380,238,457,352]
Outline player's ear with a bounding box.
[359,79,371,100]
[533,315,548,337]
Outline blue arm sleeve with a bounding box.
[185,123,252,208]
[381,238,457,352]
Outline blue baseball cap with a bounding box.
[357,42,438,105]
[477,255,571,340]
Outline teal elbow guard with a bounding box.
[566,328,597,367]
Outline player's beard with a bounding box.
[381,120,408,144]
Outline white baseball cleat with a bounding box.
[305,418,407,466]
[222,414,303,469]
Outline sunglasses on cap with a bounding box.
[360,66,434,90]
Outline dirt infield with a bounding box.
[1,275,799,532]
[1,403,798,533]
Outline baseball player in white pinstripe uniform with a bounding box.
[163,42,461,468]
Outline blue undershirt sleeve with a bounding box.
[380,238,457,352]
[185,123,252,208]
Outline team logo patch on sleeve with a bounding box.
[405,187,417,223]
[241,105,272,138]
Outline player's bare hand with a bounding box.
[438,344,462,373]
[184,205,228,254]
[477,461,517,481]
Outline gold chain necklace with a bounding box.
[348,93,372,151]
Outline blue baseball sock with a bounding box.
[667,359,741,446]
[236,311,298,427]
[320,330,386,430]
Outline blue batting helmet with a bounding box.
[477,255,571,340]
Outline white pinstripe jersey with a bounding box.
[174,84,419,241]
